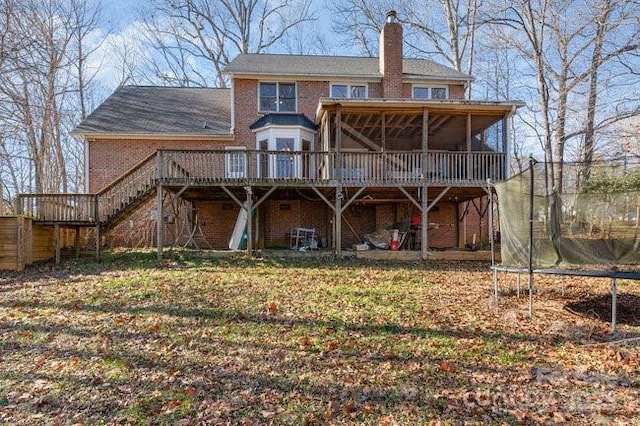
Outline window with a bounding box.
[413,86,449,100]
[276,138,296,178]
[225,148,246,178]
[255,128,316,179]
[431,87,447,99]
[259,82,296,112]
[331,83,367,99]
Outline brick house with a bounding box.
[19,11,522,259]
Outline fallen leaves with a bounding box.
[439,360,457,373]
[0,254,638,425]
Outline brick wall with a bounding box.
[458,197,490,248]
[232,78,259,149]
[264,200,300,247]
[88,138,232,192]
[233,79,329,149]
[449,84,466,100]
[375,204,396,230]
[299,200,330,247]
[100,194,483,251]
[193,200,242,248]
[368,82,383,98]
[427,202,458,248]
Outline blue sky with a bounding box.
[92,0,340,90]
[102,0,146,30]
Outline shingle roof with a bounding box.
[74,86,231,136]
[225,54,472,81]
[249,113,318,131]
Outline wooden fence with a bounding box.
[0,216,86,271]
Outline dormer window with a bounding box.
[259,82,296,112]
[413,85,448,100]
[331,83,368,99]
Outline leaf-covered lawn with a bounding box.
[0,251,638,425]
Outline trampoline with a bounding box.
[490,158,640,331]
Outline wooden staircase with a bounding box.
[17,151,166,230]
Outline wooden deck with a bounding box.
[17,149,505,225]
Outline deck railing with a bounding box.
[161,150,338,184]
[160,149,505,185]
[97,151,159,223]
[16,149,506,223]
[18,193,97,223]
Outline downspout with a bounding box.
[84,137,90,193]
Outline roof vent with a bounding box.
[385,10,397,23]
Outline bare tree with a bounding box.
[487,0,639,191]
[574,0,640,184]
[139,0,317,87]
[330,0,481,95]
[0,0,105,196]
[329,0,387,56]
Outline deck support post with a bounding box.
[156,184,164,260]
[245,186,253,256]
[93,195,100,262]
[94,225,100,262]
[421,108,429,260]
[421,185,428,260]
[466,113,472,179]
[54,224,61,265]
[334,105,343,256]
[74,226,80,257]
[335,186,342,257]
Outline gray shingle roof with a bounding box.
[224,54,472,81]
[249,113,318,131]
[74,86,231,136]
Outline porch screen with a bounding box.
[494,159,640,268]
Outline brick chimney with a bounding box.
[379,10,403,98]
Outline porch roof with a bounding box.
[315,98,525,119]
[315,98,525,151]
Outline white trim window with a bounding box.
[330,83,368,99]
[259,82,296,112]
[254,127,316,179]
[225,147,247,179]
[412,85,448,100]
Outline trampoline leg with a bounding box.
[528,274,534,319]
[611,278,617,332]
[493,268,499,304]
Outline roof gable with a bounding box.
[74,86,232,137]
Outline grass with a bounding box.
[0,251,638,425]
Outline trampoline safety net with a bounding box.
[494,160,640,267]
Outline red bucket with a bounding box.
[390,240,400,251]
